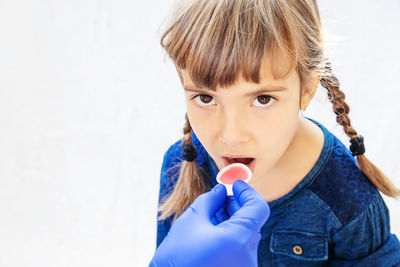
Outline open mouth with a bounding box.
[222,157,256,172]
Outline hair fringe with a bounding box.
[160,0,323,90]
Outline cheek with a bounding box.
[186,107,214,141]
[256,112,299,154]
[257,123,285,150]
[186,103,201,126]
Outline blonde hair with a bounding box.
[158,0,400,221]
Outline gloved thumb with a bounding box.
[188,183,228,220]
[223,180,270,231]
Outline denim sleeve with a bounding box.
[155,148,174,248]
[329,192,400,266]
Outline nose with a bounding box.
[218,110,249,146]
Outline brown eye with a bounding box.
[253,95,275,107]
[258,95,271,104]
[200,95,213,104]
[193,94,215,106]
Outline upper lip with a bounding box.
[222,154,253,159]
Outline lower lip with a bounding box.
[223,157,256,173]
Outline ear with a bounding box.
[300,68,322,111]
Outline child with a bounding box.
[156,0,400,265]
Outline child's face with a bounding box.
[182,53,308,184]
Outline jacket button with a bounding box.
[293,245,303,255]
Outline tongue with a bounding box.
[232,158,252,165]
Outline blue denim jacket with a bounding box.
[156,117,400,266]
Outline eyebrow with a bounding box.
[183,85,287,96]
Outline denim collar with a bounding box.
[201,116,334,207]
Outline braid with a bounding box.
[320,61,400,198]
[182,113,193,144]
[320,62,357,139]
[157,113,208,221]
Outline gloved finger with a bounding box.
[189,183,227,220]
[223,180,270,231]
[212,207,230,225]
[225,196,241,216]
[210,215,219,225]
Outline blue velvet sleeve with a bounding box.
[330,192,400,266]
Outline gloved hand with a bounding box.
[149,180,270,267]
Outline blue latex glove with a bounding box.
[149,180,270,267]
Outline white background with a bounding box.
[0,0,399,266]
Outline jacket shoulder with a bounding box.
[309,135,378,225]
